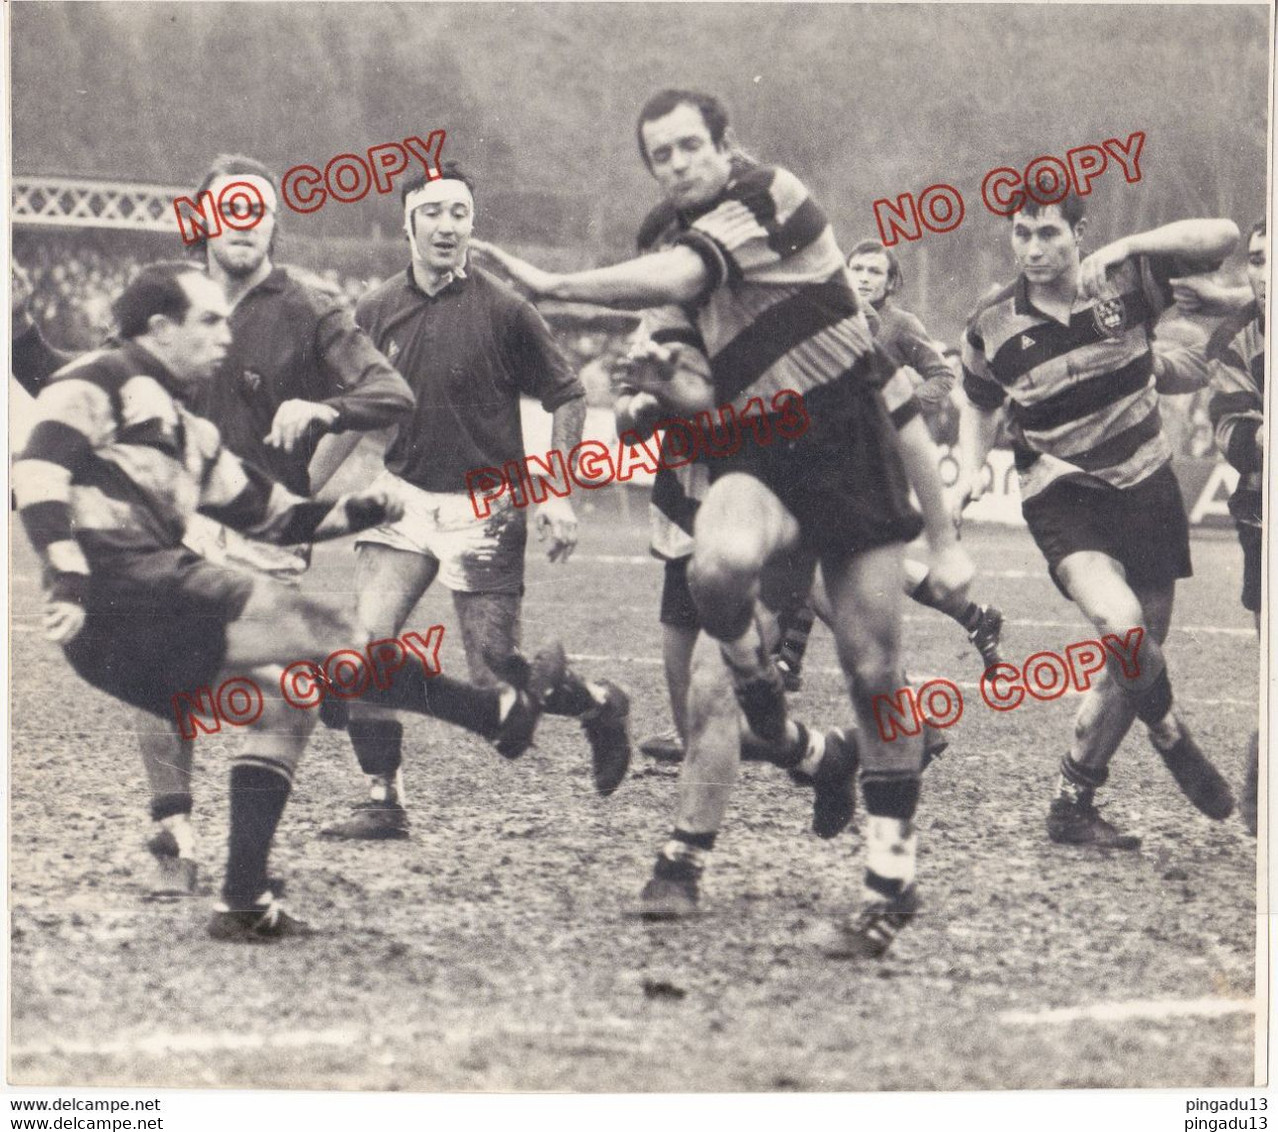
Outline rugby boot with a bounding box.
[822,885,921,959]
[320,799,410,840]
[788,727,859,839]
[1154,725,1235,820]
[581,679,632,796]
[635,853,701,921]
[967,604,1005,671]
[208,888,315,943]
[145,829,199,898]
[1241,730,1259,836]
[639,729,685,764]
[488,641,570,759]
[1047,796,1141,850]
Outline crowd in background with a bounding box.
[12,233,1220,458]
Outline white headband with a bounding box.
[403,181,447,217]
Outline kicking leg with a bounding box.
[904,557,1005,670]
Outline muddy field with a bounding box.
[8,498,1261,1091]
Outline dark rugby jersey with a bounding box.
[866,300,954,407]
[642,159,881,415]
[194,267,413,495]
[1207,303,1265,526]
[962,252,1220,501]
[355,266,584,493]
[11,268,414,497]
[14,342,338,588]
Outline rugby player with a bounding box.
[13,262,587,940]
[1203,219,1266,835]
[775,240,1007,692]
[11,155,417,893]
[475,89,974,956]
[323,162,631,842]
[957,193,1239,847]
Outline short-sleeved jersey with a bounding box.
[194,267,413,495]
[13,342,331,584]
[356,266,585,493]
[962,252,1219,500]
[641,159,879,416]
[1206,303,1265,526]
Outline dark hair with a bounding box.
[846,239,903,296]
[113,261,204,339]
[1020,191,1087,229]
[636,89,730,169]
[188,153,280,260]
[1250,218,1266,241]
[400,161,476,236]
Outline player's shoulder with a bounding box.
[354,270,409,322]
[717,160,806,211]
[967,279,1018,325]
[47,345,131,392]
[277,265,350,319]
[637,199,682,253]
[468,265,543,320]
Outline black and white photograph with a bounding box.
[5,0,1272,1111]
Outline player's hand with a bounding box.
[535,495,578,563]
[1078,239,1131,300]
[613,341,676,398]
[1170,275,1252,316]
[266,400,340,452]
[925,544,975,606]
[43,600,86,644]
[469,240,556,298]
[12,262,33,322]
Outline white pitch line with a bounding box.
[12,1027,368,1058]
[999,997,1255,1027]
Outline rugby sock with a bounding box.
[1130,667,1180,748]
[150,792,196,858]
[222,759,292,907]
[349,717,404,787]
[777,602,816,672]
[1057,753,1108,806]
[719,614,789,744]
[358,669,503,738]
[909,574,980,629]
[368,768,405,806]
[656,829,715,878]
[860,774,920,903]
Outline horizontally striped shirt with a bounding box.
[962,253,1216,500]
[648,159,881,415]
[14,342,335,593]
[1207,303,1265,526]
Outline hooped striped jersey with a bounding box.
[962,252,1219,500]
[1206,303,1265,526]
[643,158,885,416]
[14,341,340,597]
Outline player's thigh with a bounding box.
[1056,550,1145,636]
[820,542,907,677]
[353,543,440,639]
[692,472,800,577]
[452,590,521,685]
[223,663,315,768]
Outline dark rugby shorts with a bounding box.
[1022,463,1192,598]
[1237,521,1262,614]
[63,548,256,719]
[708,380,923,557]
[659,555,701,631]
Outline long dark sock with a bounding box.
[777,602,816,668]
[909,574,980,629]
[349,717,404,777]
[861,772,921,901]
[223,759,292,906]
[356,670,503,737]
[1058,753,1107,805]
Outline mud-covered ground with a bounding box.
[8,498,1260,1091]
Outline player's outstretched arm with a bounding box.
[1080,219,1241,299]
[956,394,1003,507]
[471,239,709,309]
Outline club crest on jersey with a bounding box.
[242,369,263,394]
[386,339,401,362]
[1091,295,1128,339]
